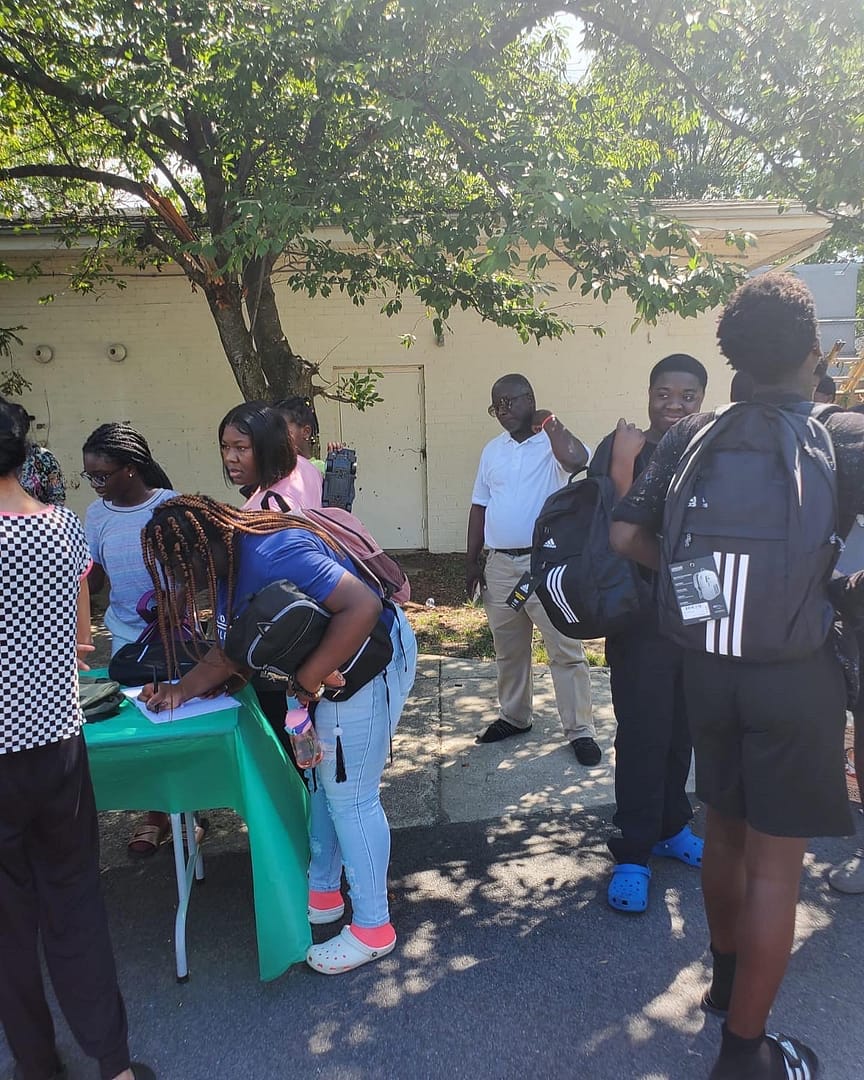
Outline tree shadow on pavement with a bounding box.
[4,809,860,1080]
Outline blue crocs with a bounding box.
[608,863,651,913]
[652,825,704,867]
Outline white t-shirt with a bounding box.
[85,489,178,652]
[471,431,572,550]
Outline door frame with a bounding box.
[334,363,428,549]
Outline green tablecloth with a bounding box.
[83,679,311,981]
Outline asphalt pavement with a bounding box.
[2,661,861,1080]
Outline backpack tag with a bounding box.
[668,555,730,625]
[506,571,534,611]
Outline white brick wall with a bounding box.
[1,255,732,551]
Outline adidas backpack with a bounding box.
[531,461,652,640]
[658,401,841,662]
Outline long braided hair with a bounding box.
[141,494,341,669]
[83,423,173,489]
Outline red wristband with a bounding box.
[540,413,557,431]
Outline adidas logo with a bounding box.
[543,538,557,548]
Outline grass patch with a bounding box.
[400,552,605,664]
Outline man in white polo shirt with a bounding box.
[466,374,600,765]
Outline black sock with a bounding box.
[707,944,737,1010]
[719,1023,764,1058]
[711,1025,790,1080]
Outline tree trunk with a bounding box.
[243,259,313,401]
[205,281,269,400]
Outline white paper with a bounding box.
[121,686,240,725]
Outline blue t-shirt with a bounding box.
[216,528,388,641]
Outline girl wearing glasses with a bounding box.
[82,422,179,857]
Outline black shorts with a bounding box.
[682,645,853,838]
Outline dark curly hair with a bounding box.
[0,400,28,476]
[716,272,820,383]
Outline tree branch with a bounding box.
[0,39,194,163]
[137,137,200,220]
[562,4,844,223]
[0,163,147,200]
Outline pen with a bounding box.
[151,665,161,712]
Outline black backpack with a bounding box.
[658,401,841,662]
[224,580,393,700]
[530,443,652,639]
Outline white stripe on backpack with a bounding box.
[704,552,750,658]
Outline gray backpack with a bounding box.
[658,401,841,662]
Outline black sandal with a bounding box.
[764,1034,818,1079]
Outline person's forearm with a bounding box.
[175,647,240,701]
[546,418,589,473]
[609,458,637,500]
[610,521,661,571]
[77,580,93,647]
[295,603,381,691]
[467,504,487,562]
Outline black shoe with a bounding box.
[571,737,602,766]
[131,1064,157,1080]
[476,718,532,743]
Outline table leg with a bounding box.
[183,810,206,882]
[170,811,202,982]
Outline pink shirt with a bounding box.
[242,455,324,512]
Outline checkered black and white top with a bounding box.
[0,505,91,754]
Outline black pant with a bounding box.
[605,622,693,865]
[0,735,130,1080]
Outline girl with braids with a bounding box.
[218,401,322,511]
[273,395,326,473]
[139,495,417,975]
[82,422,179,857]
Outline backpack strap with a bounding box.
[264,491,389,598]
[261,489,292,513]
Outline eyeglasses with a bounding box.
[488,393,532,417]
[80,466,124,487]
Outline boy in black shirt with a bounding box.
[591,354,708,913]
[610,273,859,1080]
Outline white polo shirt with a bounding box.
[471,431,574,549]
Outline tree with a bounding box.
[0,1,861,403]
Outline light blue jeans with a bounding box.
[307,606,417,928]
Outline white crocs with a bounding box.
[828,848,864,894]
[306,926,396,974]
[307,901,345,925]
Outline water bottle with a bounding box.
[285,707,323,769]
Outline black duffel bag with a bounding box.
[108,591,212,686]
[224,579,393,701]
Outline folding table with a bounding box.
[84,681,311,981]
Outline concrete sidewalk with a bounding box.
[3,661,861,1080]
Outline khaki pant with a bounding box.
[483,550,595,740]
